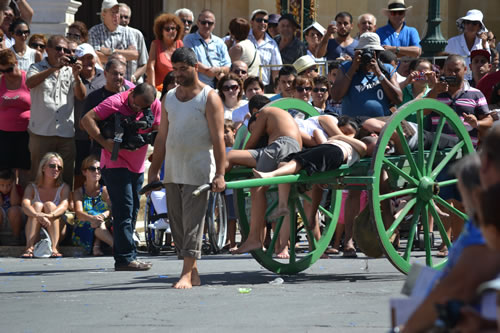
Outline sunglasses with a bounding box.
[55,46,71,54]
[390,11,405,16]
[312,87,328,93]
[14,30,30,36]
[48,163,63,171]
[222,84,239,92]
[233,69,247,75]
[66,33,81,40]
[181,18,193,25]
[254,18,269,23]
[87,166,101,172]
[120,15,129,19]
[464,20,480,26]
[296,86,312,93]
[0,66,14,73]
[30,42,45,49]
[164,26,178,32]
[199,20,215,26]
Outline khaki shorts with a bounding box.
[248,136,301,172]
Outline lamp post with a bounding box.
[420,0,447,57]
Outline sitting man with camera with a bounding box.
[81,82,161,271]
[330,31,402,257]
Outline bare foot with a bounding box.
[173,273,193,289]
[191,267,201,287]
[252,168,272,179]
[275,247,289,259]
[93,246,104,256]
[230,240,262,254]
[268,206,288,220]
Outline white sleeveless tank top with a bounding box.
[238,39,260,77]
[163,85,215,185]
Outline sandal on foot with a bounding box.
[324,248,340,255]
[21,249,33,258]
[50,252,63,258]
[343,249,358,258]
[93,246,104,257]
[436,250,448,258]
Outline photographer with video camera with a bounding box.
[81,83,161,271]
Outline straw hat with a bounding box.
[383,0,412,12]
[293,55,317,74]
[355,32,385,51]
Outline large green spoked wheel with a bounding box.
[233,98,341,274]
[369,99,474,274]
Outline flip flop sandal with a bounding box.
[50,252,63,258]
[21,250,33,258]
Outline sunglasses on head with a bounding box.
[87,166,101,172]
[55,46,71,54]
[199,20,214,26]
[254,18,268,23]
[14,30,30,36]
[30,42,45,49]
[296,86,312,92]
[222,84,239,92]
[48,163,63,171]
[164,26,178,32]
[312,87,328,93]
[181,18,193,25]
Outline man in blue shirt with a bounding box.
[376,0,421,58]
[183,9,231,87]
[316,12,358,61]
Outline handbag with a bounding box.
[33,228,52,258]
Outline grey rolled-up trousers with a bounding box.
[164,183,209,259]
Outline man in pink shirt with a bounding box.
[82,83,161,271]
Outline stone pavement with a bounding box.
[0,253,405,332]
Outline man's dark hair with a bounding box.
[328,61,341,73]
[248,94,270,114]
[278,65,297,79]
[105,58,125,72]
[0,168,14,180]
[171,47,197,67]
[243,76,264,92]
[47,34,67,49]
[133,83,156,105]
[335,11,353,24]
[313,75,329,87]
[337,115,359,134]
[379,50,397,65]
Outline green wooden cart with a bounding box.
[222,98,474,275]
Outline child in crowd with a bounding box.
[72,156,113,256]
[223,120,238,250]
[0,169,24,241]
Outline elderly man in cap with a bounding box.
[248,9,282,92]
[275,13,307,65]
[73,43,106,187]
[88,0,139,81]
[317,11,358,61]
[183,9,231,88]
[376,0,421,58]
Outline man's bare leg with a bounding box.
[173,257,200,289]
[230,186,267,254]
[275,215,290,259]
[343,190,361,252]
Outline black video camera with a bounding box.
[99,107,157,154]
[360,49,375,66]
[439,76,459,85]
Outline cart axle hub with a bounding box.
[418,177,438,201]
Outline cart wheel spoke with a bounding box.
[428,200,452,249]
[426,116,447,175]
[296,198,317,251]
[436,179,458,188]
[386,197,417,238]
[403,202,422,262]
[395,125,422,179]
[379,187,418,201]
[430,141,465,179]
[416,109,425,173]
[288,199,297,263]
[433,195,468,221]
[382,157,419,186]
[421,204,433,267]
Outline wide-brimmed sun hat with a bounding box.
[355,32,385,51]
[383,0,412,12]
[456,9,487,33]
[293,55,317,74]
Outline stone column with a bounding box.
[29,0,82,36]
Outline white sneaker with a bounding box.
[148,219,171,233]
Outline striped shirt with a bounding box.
[427,83,489,146]
[248,29,282,85]
[88,24,139,80]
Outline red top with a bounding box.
[0,70,31,132]
[477,70,500,103]
[154,39,183,86]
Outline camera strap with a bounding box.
[111,113,124,161]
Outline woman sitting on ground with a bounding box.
[21,152,70,258]
[72,155,113,256]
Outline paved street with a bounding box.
[0,252,405,332]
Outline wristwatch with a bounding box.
[378,74,385,82]
[110,47,115,55]
[395,46,400,54]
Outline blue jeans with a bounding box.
[102,168,143,266]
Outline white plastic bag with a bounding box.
[33,228,52,258]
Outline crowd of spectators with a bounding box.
[0,0,500,308]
